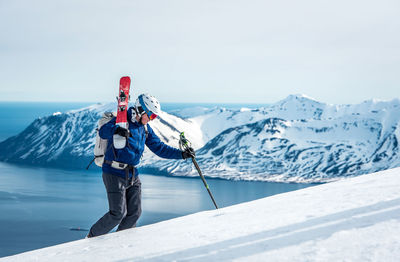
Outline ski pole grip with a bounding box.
[179,131,192,152]
[180,132,188,145]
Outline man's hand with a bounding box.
[182,147,196,159]
[114,126,129,137]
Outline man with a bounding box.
[87,93,195,238]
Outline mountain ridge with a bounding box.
[0,95,399,182]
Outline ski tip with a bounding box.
[120,76,131,86]
[69,227,89,232]
[120,76,131,81]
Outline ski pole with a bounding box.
[191,156,219,209]
[179,132,218,209]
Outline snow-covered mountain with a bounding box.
[155,95,400,182]
[0,103,203,170]
[3,167,400,261]
[0,94,399,182]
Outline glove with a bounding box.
[182,147,195,159]
[114,126,129,137]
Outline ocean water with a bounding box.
[0,102,314,258]
[0,162,314,258]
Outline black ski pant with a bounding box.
[88,172,142,237]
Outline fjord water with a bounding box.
[0,102,315,257]
[0,162,314,257]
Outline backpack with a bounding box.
[85,110,149,170]
[86,112,116,169]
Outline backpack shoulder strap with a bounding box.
[144,124,149,139]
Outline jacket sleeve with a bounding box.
[145,124,183,159]
[99,117,117,140]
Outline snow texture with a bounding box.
[0,95,400,182]
[2,167,400,261]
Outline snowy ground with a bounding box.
[2,167,400,261]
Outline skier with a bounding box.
[87,94,195,238]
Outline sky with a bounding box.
[0,0,399,104]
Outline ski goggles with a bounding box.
[148,113,158,120]
[138,96,158,120]
[137,106,157,120]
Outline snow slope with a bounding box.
[3,167,400,261]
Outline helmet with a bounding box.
[135,93,161,120]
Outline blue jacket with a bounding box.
[99,107,183,178]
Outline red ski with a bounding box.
[113,76,131,149]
